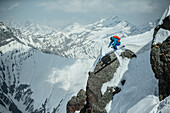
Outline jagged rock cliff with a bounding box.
[83,53,120,113]
[67,89,86,113]
[67,52,120,113]
[67,49,136,113]
[150,36,170,100]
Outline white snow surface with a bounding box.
[20,51,94,111]
[128,95,170,113]
[127,95,159,113]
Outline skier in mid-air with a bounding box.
[108,36,121,50]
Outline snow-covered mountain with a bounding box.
[5,16,158,59]
[5,20,58,35]
[0,22,94,113]
[0,5,170,113]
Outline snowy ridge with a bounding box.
[6,20,58,35]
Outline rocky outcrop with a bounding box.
[67,89,87,113]
[67,52,121,113]
[83,52,121,113]
[0,22,24,47]
[121,49,137,59]
[0,22,15,46]
[150,36,170,100]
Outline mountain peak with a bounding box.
[24,20,34,27]
[92,16,121,28]
[106,16,120,21]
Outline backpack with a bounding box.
[113,36,121,42]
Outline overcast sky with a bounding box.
[0,0,170,28]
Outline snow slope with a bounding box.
[19,50,94,111]
[0,25,94,113]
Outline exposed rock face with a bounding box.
[121,49,137,59]
[0,22,15,46]
[67,53,121,113]
[150,36,170,100]
[67,52,121,113]
[83,53,121,113]
[67,89,87,113]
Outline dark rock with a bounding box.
[1,82,8,94]
[0,91,22,113]
[100,86,121,108]
[80,52,120,113]
[101,55,111,66]
[121,80,126,86]
[150,36,170,100]
[121,49,137,59]
[0,51,2,55]
[9,103,22,113]
[15,84,29,101]
[0,99,6,108]
[67,89,87,113]
[9,84,15,95]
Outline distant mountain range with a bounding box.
[4,16,158,58]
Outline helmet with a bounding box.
[110,37,112,40]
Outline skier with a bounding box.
[152,15,170,44]
[108,36,121,50]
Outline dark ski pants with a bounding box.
[112,42,120,50]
